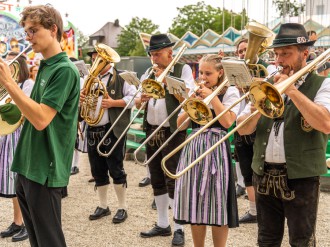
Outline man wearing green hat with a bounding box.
[238,23,330,246]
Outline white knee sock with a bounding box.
[235,162,245,188]
[97,185,109,209]
[169,197,183,231]
[71,150,80,168]
[146,165,151,178]
[249,201,257,216]
[113,184,127,210]
[155,194,169,228]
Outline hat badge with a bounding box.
[297,37,307,43]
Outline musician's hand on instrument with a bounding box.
[79,90,86,103]
[101,95,115,109]
[141,93,151,103]
[0,58,14,87]
[196,84,212,99]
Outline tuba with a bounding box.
[80,43,120,126]
[244,21,274,77]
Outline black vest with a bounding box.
[143,63,185,133]
[107,68,131,138]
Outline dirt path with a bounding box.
[1,153,329,247]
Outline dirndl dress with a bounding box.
[0,126,22,197]
[174,127,238,227]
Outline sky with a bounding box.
[6,0,277,36]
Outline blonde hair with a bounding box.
[199,54,223,71]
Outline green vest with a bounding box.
[143,63,184,133]
[252,72,328,178]
[107,68,131,138]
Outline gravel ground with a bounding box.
[0,153,329,247]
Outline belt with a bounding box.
[88,122,111,131]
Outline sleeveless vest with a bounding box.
[252,72,328,178]
[107,68,131,139]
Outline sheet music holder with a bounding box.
[73,60,89,78]
[119,71,140,87]
[221,59,253,89]
[166,75,188,99]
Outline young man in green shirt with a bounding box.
[0,5,79,247]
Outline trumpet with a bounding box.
[96,68,155,157]
[162,47,330,179]
[98,45,187,158]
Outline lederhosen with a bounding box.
[252,72,328,247]
[143,63,186,199]
[87,68,128,187]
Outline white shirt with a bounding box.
[141,64,195,126]
[96,67,137,126]
[240,77,330,163]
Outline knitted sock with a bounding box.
[235,162,245,188]
[155,194,169,228]
[97,185,109,209]
[71,149,80,169]
[113,184,127,210]
[249,201,257,216]
[169,197,183,231]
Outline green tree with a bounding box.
[76,28,90,62]
[272,0,305,17]
[168,1,247,37]
[117,17,159,56]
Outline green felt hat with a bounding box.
[0,103,23,135]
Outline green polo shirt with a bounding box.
[11,52,80,187]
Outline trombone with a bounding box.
[96,68,154,157]
[162,47,330,179]
[97,44,187,157]
[133,77,229,166]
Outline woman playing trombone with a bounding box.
[173,54,240,247]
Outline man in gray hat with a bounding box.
[238,23,330,246]
[137,34,194,246]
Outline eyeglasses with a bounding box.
[238,48,247,55]
[24,29,36,39]
[11,44,19,48]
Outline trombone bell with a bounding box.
[249,79,284,118]
[141,79,165,99]
[183,98,213,125]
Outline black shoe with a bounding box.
[112,209,128,224]
[89,207,111,220]
[236,184,246,197]
[139,177,151,187]
[239,211,257,224]
[12,227,28,242]
[71,166,79,175]
[140,224,172,238]
[172,229,185,246]
[151,199,157,210]
[0,223,23,238]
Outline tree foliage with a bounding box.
[168,1,248,37]
[116,17,159,56]
[272,0,305,17]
